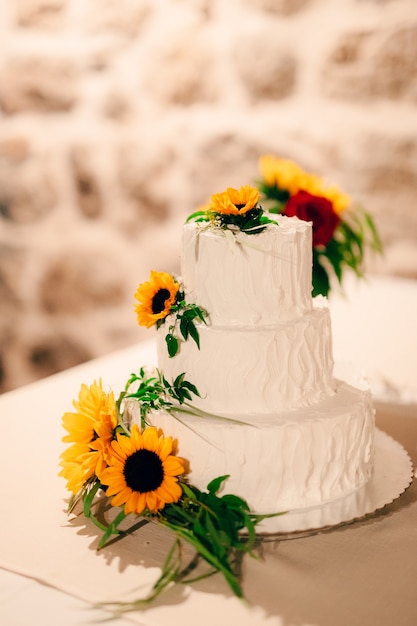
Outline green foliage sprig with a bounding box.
[94,475,284,613]
[214,207,277,235]
[186,206,277,236]
[157,290,208,357]
[311,206,383,297]
[158,476,271,598]
[120,367,200,427]
[119,367,249,430]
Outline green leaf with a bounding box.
[156,318,166,330]
[258,182,290,207]
[81,481,114,534]
[97,508,127,550]
[180,482,199,500]
[183,307,197,321]
[187,321,200,349]
[173,372,186,387]
[180,380,200,397]
[221,493,250,511]
[207,475,229,495]
[179,316,190,341]
[82,479,101,519]
[186,209,210,223]
[363,210,383,252]
[166,333,179,357]
[195,307,207,324]
[312,251,330,297]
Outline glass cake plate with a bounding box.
[256,428,413,537]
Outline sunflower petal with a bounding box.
[142,427,159,452]
[163,456,185,476]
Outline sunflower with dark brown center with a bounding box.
[99,425,185,514]
[134,271,179,329]
[210,185,260,216]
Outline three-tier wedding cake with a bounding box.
[134,193,375,515]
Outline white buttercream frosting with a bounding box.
[137,380,375,512]
[158,303,335,415]
[182,216,313,325]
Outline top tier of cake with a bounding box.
[182,215,313,326]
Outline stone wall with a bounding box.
[1,0,416,393]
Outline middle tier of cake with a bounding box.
[158,301,335,415]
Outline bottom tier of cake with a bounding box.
[138,380,375,513]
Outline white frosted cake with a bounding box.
[135,212,375,515]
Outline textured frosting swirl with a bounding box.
[158,302,335,415]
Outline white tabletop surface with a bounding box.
[0,341,158,626]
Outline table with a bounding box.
[1,277,416,626]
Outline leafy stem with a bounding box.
[157,292,208,358]
[120,368,252,431]
[215,207,276,235]
[95,476,285,612]
[121,368,201,429]
[312,206,383,297]
[186,205,278,236]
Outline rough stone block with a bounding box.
[28,333,92,379]
[85,0,150,37]
[0,158,57,222]
[234,30,297,100]
[0,55,79,113]
[40,248,126,314]
[0,137,30,161]
[118,142,175,222]
[323,25,417,102]
[70,146,103,219]
[143,33,217,106]
[245,0,311,16]
[15,0,67,29]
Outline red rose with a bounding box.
[283,190,340,246]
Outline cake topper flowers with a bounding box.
[187,184,276,234]
[134,270,208,357]
[59,370,282,611]
[258,155,382,297]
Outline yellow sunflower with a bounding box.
[259,155,350,214]
[59,380,117,494]
[59,443,96,494]
[210,185,260,216]
[134,271,179,329]
[99,424,185,515]
[259,155,305,195]
[320,186,351,214]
